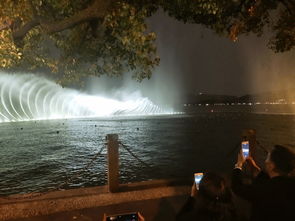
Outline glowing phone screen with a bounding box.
[194,173,204,185]
[242,141,250,158]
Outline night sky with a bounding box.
[86,11,295,105]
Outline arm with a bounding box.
[252,170,269,184]
[231,168,257,202]
[231,148,264,201]
[176,183,197,220]
[176,196,195,220]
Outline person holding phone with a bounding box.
[232,145,295,221]
[177,172,237,221]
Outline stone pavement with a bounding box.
[9,195,188,221]
[1,180,192,221]
[1,179,250,221]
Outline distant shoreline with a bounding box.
[181,103,295,115]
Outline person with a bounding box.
[177,172,237,221]
[232,144,295,221]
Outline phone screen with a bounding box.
[106,213,138,221]
[194,173,204,185]
[242,141,250,158]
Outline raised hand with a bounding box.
[246,156,261,177]
[235,148,246,168]
[191,182,198,197]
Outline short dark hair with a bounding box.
[270,145,295,174]
[199,172,227,200]
[197,173,236,221]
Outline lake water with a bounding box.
[1,106,295,195]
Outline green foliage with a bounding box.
[91,2,159,81]
[0,0,294,85]
[0,0,159,85]
[0,29,22,67]
[269,12,295,52]
[159,0,294,49]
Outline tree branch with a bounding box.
[12,19,39,40]
[11,0,113,41]
[279,0,293,14]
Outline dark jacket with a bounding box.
[176,192,237,221]
[232,168,295,221]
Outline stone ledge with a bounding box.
[0,180,190,220]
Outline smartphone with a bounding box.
[241,141,250,158]
[106,213,138,221]
[194,173,204,186]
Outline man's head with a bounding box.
[265,145,295,176]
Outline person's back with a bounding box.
[250,174,295,220]
[177,172,237,221]
[193,192,236,221]
[232,145,295,221]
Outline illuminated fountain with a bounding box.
[0,73,174,122]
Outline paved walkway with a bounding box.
[1,180,191,221]
[9,195,188,221]
[1,179,250,221]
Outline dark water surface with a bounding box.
[1,109,295,195]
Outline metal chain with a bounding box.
[119,140,269,174]
[256,140,269,153]
[225,141,242,158]
[119,141,246,172]
[119,141,152,169]
[1,139,269,201]
[226,140,269,158]
[56,144,106,189]
[1,144,106,201]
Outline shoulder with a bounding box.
[284,176,295,186]
[270,176,295,192]
[272,175,295,184]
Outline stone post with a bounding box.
[106,134,119,193]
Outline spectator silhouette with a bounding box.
[177,172,237,221]
[232,145,295,221]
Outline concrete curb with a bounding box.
[0,180,190,220]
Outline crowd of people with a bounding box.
[176,144,295,221]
